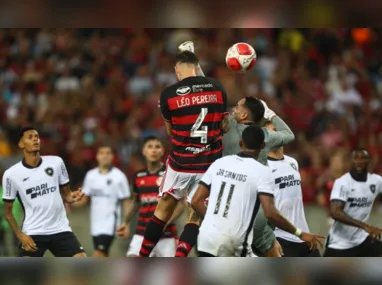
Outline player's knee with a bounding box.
[155,194,179,220]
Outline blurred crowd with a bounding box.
[0,28,381,209]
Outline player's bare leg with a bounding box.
[93,250,107,257]
[263,240,283,257]
[139,194,178,257]
[175,207,202,257]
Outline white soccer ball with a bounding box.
[225,42,257,73]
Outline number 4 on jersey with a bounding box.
[191,108,208,143]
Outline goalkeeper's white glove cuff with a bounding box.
[260,100,276,120]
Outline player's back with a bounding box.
[201,154,271,241]
[160,76,227,173]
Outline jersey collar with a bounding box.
[267,156,285,161]
[350,169,368,182]
[22,158,43,169]
[237,152,256,159]
[99,166,113,174]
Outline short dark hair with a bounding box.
[352,147,370,157]
[142,135,163,147]
[98,145,114,153]
[241,125,265,150]
[19,126,37,141]
[243,96,265,123]
[174,51,199,66]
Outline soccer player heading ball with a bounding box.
[139,44,229,258]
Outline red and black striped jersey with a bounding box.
[160,76,228,173]
[132,166,177,238]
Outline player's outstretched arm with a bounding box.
[260,194,325,250]
[330,200,382,240]
[260,100,295,147]
[178,41,205,77]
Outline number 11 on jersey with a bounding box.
[214,181,235,218]
[191,108,208,144]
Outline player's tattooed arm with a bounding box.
[116,197,139,239]
[260,194,325,250]
[330,200,377,232]
[220,116,230,133]
[123,197,140,224]
[164,121,172,136]
[260,194,298,235]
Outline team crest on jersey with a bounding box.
[45,167,54,177]
[176,86,191,96]
[156,177,163,187]
[370,184,376,194]
[107,179,112,185]
[290,163,297,171]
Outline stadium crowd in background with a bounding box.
[0,28,381,211]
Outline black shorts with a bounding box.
[277,238,321,257]
[198,251,215,257]
[19,231,85,257]
[324,236,382,257]
[92,235,114,254]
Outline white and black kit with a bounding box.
[82,167,131,255]
[2,156,85,257]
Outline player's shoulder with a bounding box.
[3,161,23,177]
[369,173,382,182]
[85,167,99,177]
[41,155,64,164]
[134,168,149,179]
[336,172,351,184]
[283,155,299,168]
[111,167,128,179]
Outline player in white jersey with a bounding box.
[75,145,131,257]
[324,148,382,257]
[192,125,325,257]
[265,122,320,257]
[2,127,86,257]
